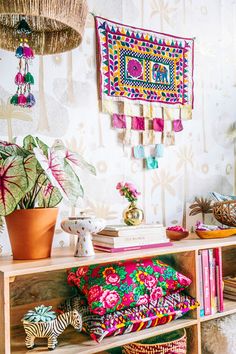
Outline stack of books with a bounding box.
[198,248,224,317]
[93,224,172,253]
[223,276,236,300]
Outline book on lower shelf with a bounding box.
[94,241,173,253]
[198,247,224,317]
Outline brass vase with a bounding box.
[123,202,144,226]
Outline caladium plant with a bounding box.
[0,135,96,221]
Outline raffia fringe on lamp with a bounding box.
[0,0,88,55]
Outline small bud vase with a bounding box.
[123,201,144,226]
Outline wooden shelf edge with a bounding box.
[2,235,236,277]
[200,299,236,322]
[11,318,198,354]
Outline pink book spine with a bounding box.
[214,247,224,312]
[201,249,211,316]
[208,249,217,315]
[94,241,173,253]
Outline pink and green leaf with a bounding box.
[0,141,27,159]
[38,180,62,208]
[34,147,83,206]
[52,139,96,175]
[0,156,28,215]
[65,150,96,175]
[23,155,38,193]
[23,135,49,158]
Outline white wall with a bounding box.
[0,0,235,255]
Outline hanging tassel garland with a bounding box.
[18,94,27,106]
[10,18,36,108]
[26,93,36,107]
[23,46,34,60]
[10,94,19,105]
[15,72,24,85]
[15,45,23,58]
[16,19,32,35]
[24,72,34,84]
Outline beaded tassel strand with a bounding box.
[10,18,36,108]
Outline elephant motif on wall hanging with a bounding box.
[152,63,169,84]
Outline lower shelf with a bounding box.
[11,318,197,354]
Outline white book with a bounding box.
[98,223,164,237]
[104,223,163,231]
[93,228,167,247]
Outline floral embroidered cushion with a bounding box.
[59,292,199,343]
[67,257,191,315]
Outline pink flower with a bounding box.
[124,182,134,189]
[73,277,81,287]
[116,182,123,190]
[122,293,134,306]
[88,285,102,303]
[137,294,149,305]
[106,273,120,286]
[177,273,191,287]
[166,279,176,290]
[67,272,77,286]
[155,266,165,274]
[127,59,143,78]
[92,307,106,315]
[144,275,157,289]
[131,189,141,198]
[76,267,88,278]
[167,225,187,232]
[116,181,141,203]
[100,290,120,309]
[150,287,164,302]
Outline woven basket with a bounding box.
[0,0,88,55]
[122,329,187,354]
[213,200,236,227]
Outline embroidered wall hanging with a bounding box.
[95,16,194,169]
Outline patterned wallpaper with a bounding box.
[0,0,235,255]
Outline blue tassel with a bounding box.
[15,46,23,58]
[26,93,36,108]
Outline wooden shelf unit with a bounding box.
[1,235,236,354]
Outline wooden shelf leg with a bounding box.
[187,323,201,354]
[0,272,11,354]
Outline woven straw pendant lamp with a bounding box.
[0,0,88,55]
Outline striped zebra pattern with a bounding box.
[23,309,82,350]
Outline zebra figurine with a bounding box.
[23,309,82,350]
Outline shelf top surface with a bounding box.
[1,234,236,277]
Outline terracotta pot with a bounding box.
[5,208,58,260]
